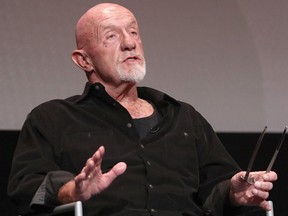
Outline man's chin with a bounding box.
[117,65,146,84]
[120,75,145,84]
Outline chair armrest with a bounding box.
[266,201,274,216]
[51,201,83,216]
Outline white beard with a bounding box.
[116,60,146,83]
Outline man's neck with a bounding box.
[107,83,154,119]
[90,81,154,119]
[105,82,138,102]
[120,98,154,119]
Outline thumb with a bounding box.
[112,162,127,176]
[104,162,127,184]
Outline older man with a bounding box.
[8,3,277,216]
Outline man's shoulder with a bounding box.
[138,86,197,109]
[30,95,81,113]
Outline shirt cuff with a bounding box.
[30,171,75,211]
[202,180,246,216]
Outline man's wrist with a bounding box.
[229,186,240,207]
[57,180,77,204]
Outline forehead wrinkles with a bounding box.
[98,15,138,35]
[75,5,138,49]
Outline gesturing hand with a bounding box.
[58,146,127,203]
[229,171,277,211]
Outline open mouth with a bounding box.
[123,55,141,62]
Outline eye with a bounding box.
[104,30,119,41]
[130,30,138,37]
[107,34,116,40]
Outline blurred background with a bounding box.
[1,1,287,216]
[1,0,288,132]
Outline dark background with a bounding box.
[1,131,287,216]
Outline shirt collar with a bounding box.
[75,82,180,107]
[74,82,105,104]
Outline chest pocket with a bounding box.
[164,129,199,174]
[59,129,115,172]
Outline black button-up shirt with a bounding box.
[8,82,241,216]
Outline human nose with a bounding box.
[120,32,136,51]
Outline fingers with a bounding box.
[85,146,105,176]
[72,146,127,201]
[254,181,273,192]
[251,187,269,200]
[249,172,276,198]
[107,162,127,179]
[75,146,105,183]
[75,146,127,185]
[259,200,273,211]
[239,171,277,185]
[231,170,277,211]
[253,171,277,181]
[85,146,105,173]
[113,162,127,175]
[234,171,246,181]
[251,178,274,201]
[263,171,278,182]
[91,146,105,166]
[249,172,277,211]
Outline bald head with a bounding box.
[72,3,145,85]
[75,3,137,49]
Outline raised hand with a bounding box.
[58,146,127,203]
[229,171,277,211]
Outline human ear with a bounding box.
[71,50,94,72]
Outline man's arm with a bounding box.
[202,171,277,216]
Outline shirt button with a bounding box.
[94,85,100,90]
[184,132,189,137]
[150,208,157,213]
[203,210,211,215]
[147,161,151,165]
[150,126,159,133]
[148,184,153,189]
[126,123,132,128]
[140,144,145,149]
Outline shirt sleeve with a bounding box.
[30,171,75,211]
[191,110,246,215]
[202,180,247,216]
[7,108,75,215]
